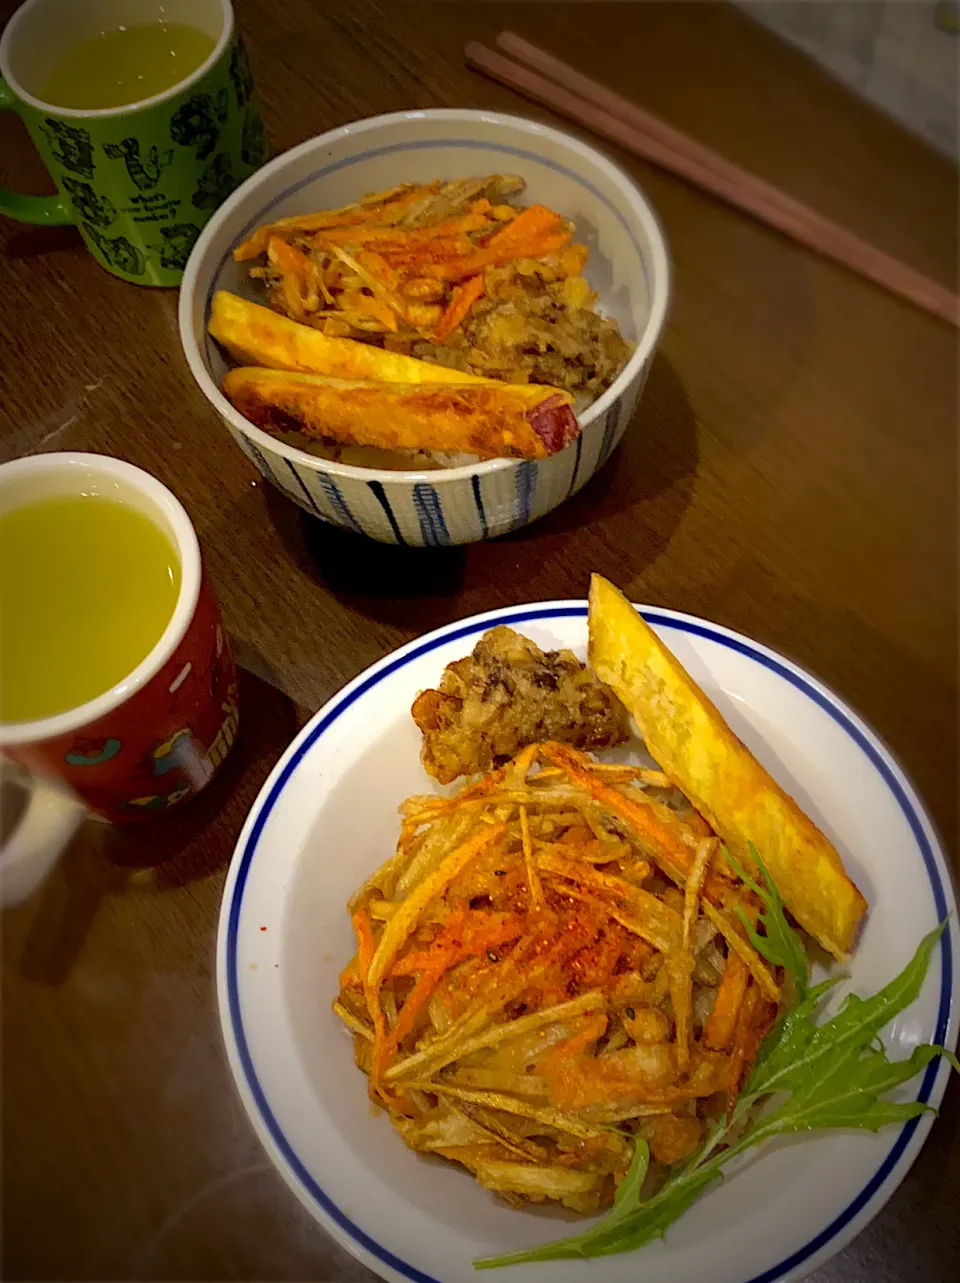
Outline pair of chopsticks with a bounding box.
[465,33,959,328]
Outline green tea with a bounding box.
[0,495,181,723]
[40,22,216,110]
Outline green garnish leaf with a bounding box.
[724,842,809,996]
[473,918,956,1270]
[748,922,948,1100]
[745,976,841,1090]
[607,1136,649,1224]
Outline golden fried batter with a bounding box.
[412,625,630,784]
[220,367,577,460]
[587,574,867,958]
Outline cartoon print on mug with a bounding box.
[81,223,146,275]
[241,109,267,168]
[148,726,195,776]
[211,622,228,694]
[122,782,192,813]
[40,118,95,176]
[64,736,122,767]
[152,652,216,778]
[1,0,259,288]
[101,137,174,190]
[61,178,116,227]
[114,659,236,813]
[228,38,255,109]
[170,89,229,160]
[53,578,234,822]
[200,622,240,773]
[192,153,234,209]
[139,678,239,796]
[152,222,202,271]
[165,620,237,778]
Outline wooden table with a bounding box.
[2,2,957,1279]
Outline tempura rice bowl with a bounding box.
[179,109,670,545]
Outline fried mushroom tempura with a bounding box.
[412,626,631,784]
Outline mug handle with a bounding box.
[0,769,85,907]
[0,77,77,226]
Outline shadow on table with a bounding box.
[704,553,959,857]
[3,225,83,261]
[502,351,698,546]
[262,481,468,630]
[100,669,301,885]
[259,352,697,625]
[306,510,466,602]
[11,667,300,986]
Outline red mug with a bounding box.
[0,453,238,905]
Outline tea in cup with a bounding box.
[0,0,267,284]
[0,452,239,905]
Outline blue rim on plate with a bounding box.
[220,605,955,1283]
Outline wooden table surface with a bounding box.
[2,2,957,1279]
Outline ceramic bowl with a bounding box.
[178,109,670,545]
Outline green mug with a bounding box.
[0,0,267,286]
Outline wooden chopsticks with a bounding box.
[465,33,959,327]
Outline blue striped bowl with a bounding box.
[179,109,670,545]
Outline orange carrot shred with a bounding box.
[539,1011,608,1073]
[433,273,484,342]
[383,955,450,1061]
[267,235,320,317]
[352,909,376,984]
[725,981,762,1107]
[485,203,564,247]
[318,212,488,248]
[704,949,749,1051]
[420,230,573,281]
[388,910,523,978]
[542,742,729,899]
[353,910,388,1087]
[233,185,441,260]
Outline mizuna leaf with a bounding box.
[473,919,955,1270]
[724,843,809,996]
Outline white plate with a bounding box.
[217,603,958,1283]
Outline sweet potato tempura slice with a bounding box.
[587,575,867,958]
[221,367,580,461]
[208,291,491,385]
